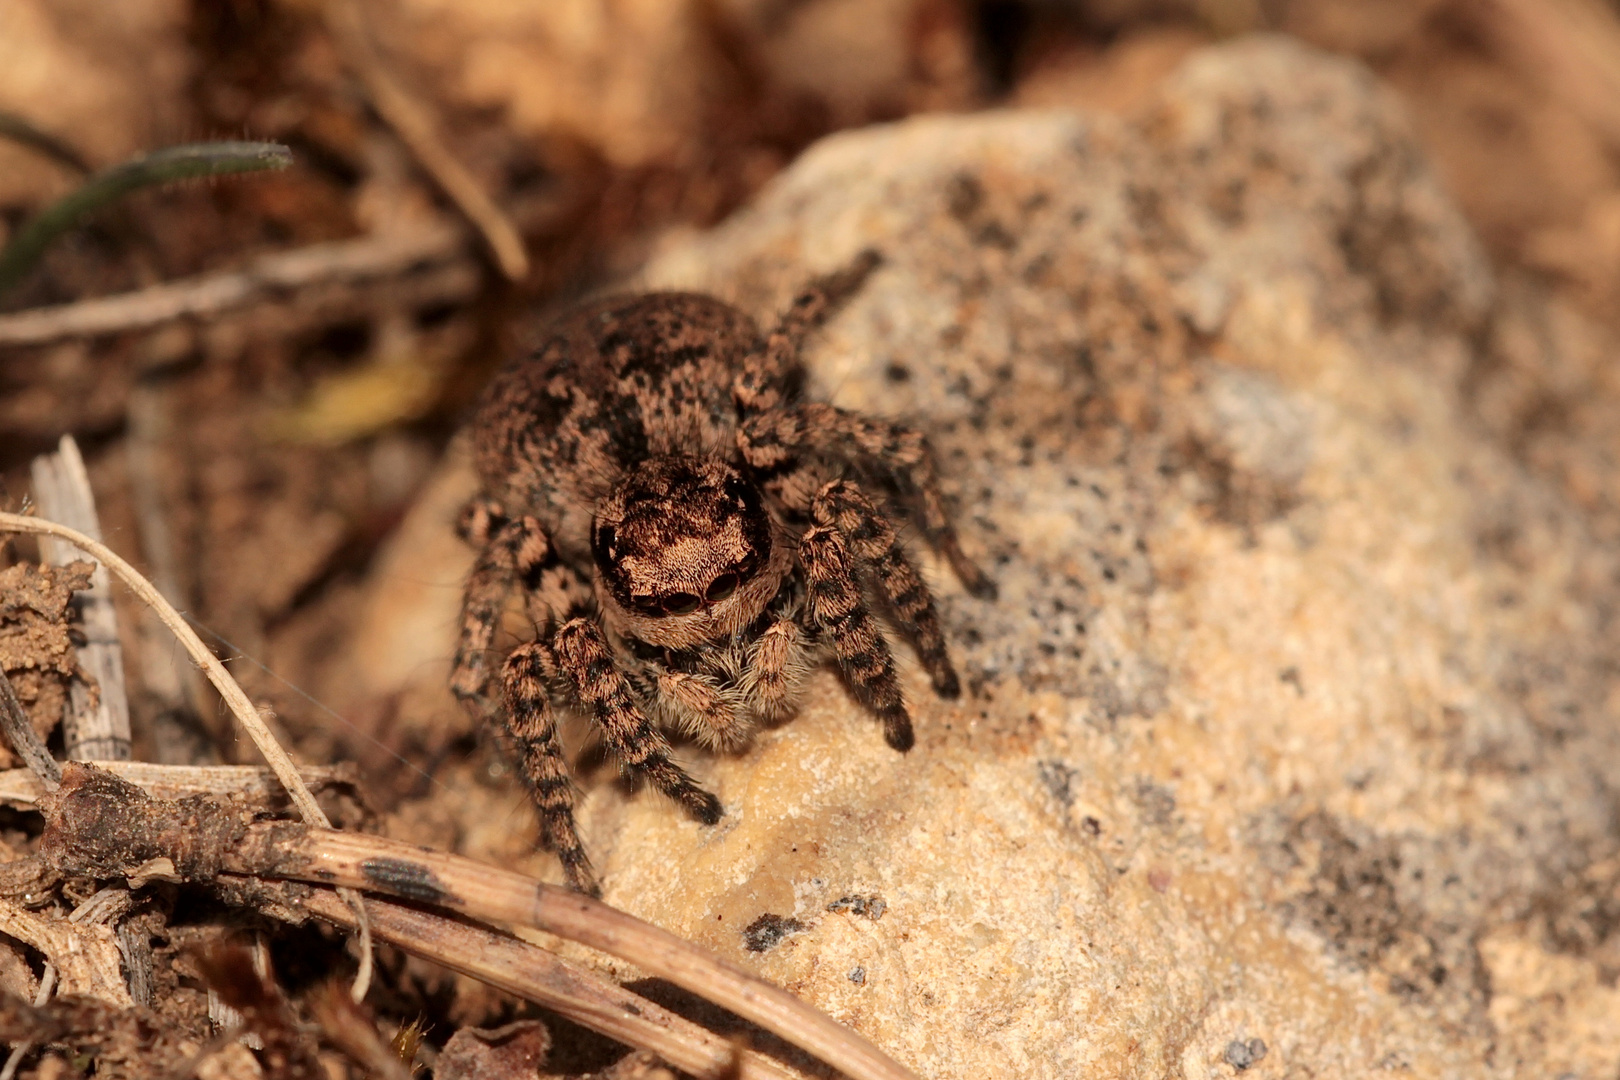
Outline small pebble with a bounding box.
[1223,1038,1268,1071]
[848,966,866,985]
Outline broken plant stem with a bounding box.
[0,762,356,810]
[323,0,529,280]
[0,511,375,1001]
[297,888,797,1080]
[0,221,468,347]
[0,513,322,825]
[0,670,60,790]
[31,434,133,762]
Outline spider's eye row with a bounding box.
[661,593,703,615]
[704,572,739,603]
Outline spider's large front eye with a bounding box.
[704,572,739,603]
[661,592,702,615]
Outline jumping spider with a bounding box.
[451,251,993,893]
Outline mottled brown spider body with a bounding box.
[452,252,993,893]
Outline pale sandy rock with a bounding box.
[352,35,1620,1080]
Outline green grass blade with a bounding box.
[0,140,293,297]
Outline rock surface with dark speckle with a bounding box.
[349,34,1620,1080]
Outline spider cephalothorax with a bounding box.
[451,251,994,893]
[591,457,788,648]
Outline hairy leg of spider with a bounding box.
[812,478,960,698]
[746,617,802,722]
[739,402,996,599]
[733,249,881,414]
[800,524,913,751]
[657,670,749,749]
[552,618,723,823]
[502,642,597,895]
[450,515,552,722]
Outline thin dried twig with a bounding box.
[0,511,376,1000]
[298,888,796,1080]
[42,765,920,1080]
[30,435,132,762]
[0,962,56,1080]
[0,761,357,808]
[323,0,529,281]
[1483,0,1620,148]
[0,671,60,790]
[0,512,323,825]
[0,223,467,347]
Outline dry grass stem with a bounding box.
[0,671,61,789]
[0,223,467,346]
[0,510,376,999]
[0,762,356,808]
[1485,0,1620,148]
[323,0,529,280]
[0,512,327,827]
[299,890,796,1080]
[29,435,132,762]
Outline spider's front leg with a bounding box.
[811,478,960,698]
[502,641,595,894]
[453,505,596,893]
[800,522,913,751]
[551,618,724,825]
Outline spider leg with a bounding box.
[502,642,596,895]
[812,478,960,698]
[800,523,913,751]
[655,669,750,750]
[739,402,996,599]
[453,512,602,891]
[745,617,804,723]
[733,249,881,414]
[450,513,547,722]
[552,618,724,824]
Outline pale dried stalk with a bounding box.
[297,888,798,1080]
[0,671,60,790]
[0,762,355,808]
[0,223,466,347]
[254,830,919,1080]
[1484,0,1620,148]
[0,512,323,826]
[29,436,131,762]
[323,0,529,280]
[0,511,376,1000]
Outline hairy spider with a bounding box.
[451,251,994,894]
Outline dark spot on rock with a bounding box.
[947,172,984,221]
[848,965,866,985]
[360,857,450,905]
[1224,1038,1267,1071]
[743,913,807,952]
[827,895,887,920]
[1037,760,1080,807]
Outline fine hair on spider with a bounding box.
[451,249,995,894]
